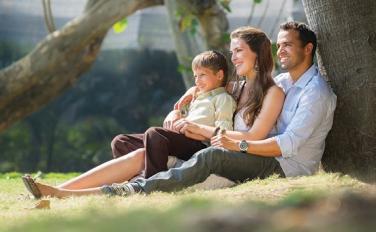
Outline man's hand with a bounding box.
[163,110,181,131]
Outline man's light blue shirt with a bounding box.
[273,65,337,177]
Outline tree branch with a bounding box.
[0,0,163,132]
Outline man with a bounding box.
[102,21,337,196]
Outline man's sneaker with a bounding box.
[101,183,143,197]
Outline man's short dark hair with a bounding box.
[280,21,317,59]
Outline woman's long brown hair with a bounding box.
[230,27,275,127]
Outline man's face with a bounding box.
[276,30,306,71]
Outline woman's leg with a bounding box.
[57,148,146,190]
[35,182,103,198]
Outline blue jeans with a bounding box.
[134,147,284,193]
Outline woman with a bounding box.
[23,26,285,198]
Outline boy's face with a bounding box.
[193,66,223,93]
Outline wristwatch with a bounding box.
[239,140,249,153]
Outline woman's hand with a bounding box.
[163,110,181,130]
[210,133,239,151]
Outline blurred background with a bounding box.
[0,0,306,172]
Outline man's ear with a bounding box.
[305,42,314,56]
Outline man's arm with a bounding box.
[211,134,282,157]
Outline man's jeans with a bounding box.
[134,147,285,193]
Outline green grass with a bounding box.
[0,172,375,232]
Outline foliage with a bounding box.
[218,0,232,12]
[0,41,31,68]
[0,45,185,173]
[113,18,128,33]
[176,9,199,35]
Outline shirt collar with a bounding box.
[196,87,226,100]
[294,65,317,89]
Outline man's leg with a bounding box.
[133,147,284,193]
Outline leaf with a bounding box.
[113,18,128,33]
[31,199,51,210]
[177,64,191,74]
[219,0,232,12]
[254,0,262,4]
[221,32,231,44]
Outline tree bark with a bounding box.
[0,0,163,133]
[302,0,376,180]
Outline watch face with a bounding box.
[239,140,248,152]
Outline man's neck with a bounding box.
[289,62,313,83]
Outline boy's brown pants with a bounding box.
[111,127,206,178]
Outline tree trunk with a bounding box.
[302,0,376,180]
[0,0,163,133]
[165,0,228,88]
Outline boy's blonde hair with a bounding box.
[191,50,228,86]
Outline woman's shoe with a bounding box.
[22,174,42,199]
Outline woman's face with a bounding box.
[230,38,257,78]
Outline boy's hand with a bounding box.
[163,110,181,130]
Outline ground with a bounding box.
[0,172,375,231]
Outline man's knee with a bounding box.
[193,147,226,170]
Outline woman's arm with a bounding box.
[210,86,285,151]
[173,86,197,110]
[187,86,285,141]
[227,85,285,140]
[173,119,216,140]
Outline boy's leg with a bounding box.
[144,127,206,178]
[134,147,284,193]
[111,134,144,158]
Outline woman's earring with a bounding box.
[254,63,259,72]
